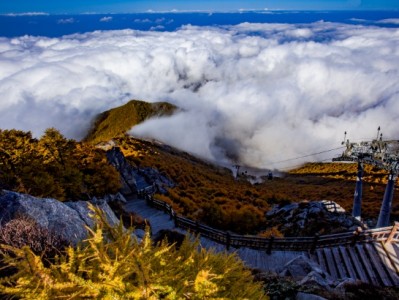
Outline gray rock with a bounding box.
[139,167,175,194]
[0,190,119,245]
[296,211,308,220]
[296,292,328,300]
[296,219,306,229]
[106,147,138,195]
[299,271,335,290]
[266,205,280,217]
[334,277,357,293]
[279,255,328,280]
[266,200,366,236]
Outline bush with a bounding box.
[0,205,267,299]
[0,215,68,258]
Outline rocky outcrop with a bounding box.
[266,201,364,236]
[138,167,175,194]
[106,147,174,195]
[106,147,138,195]
[0,190,118,245]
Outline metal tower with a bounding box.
[333,128,399,227]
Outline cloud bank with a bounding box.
[0,22,398,169]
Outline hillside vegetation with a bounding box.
[84,99,177,144]
[117,136,399,234]
[289,162,388,185]
[0,128,121,201]
[0,205,266,299]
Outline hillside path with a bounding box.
[124,197,308,272]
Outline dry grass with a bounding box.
[116,136,399,233]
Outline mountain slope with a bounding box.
[84,100,177,144]
[116,136,399,235]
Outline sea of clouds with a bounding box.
[1,22,398,169]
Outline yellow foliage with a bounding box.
[0,128,121,200]
[0,205,267,299]
[117,136,399,230]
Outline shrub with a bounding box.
[0,215,68,258]
[0,205,267,299]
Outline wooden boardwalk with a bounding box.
[124,199,307,272]
[124,197,399,286]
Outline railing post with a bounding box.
[195,221,200,234]
[145,193,150,205]
[266,236,274,255]
[310,233,319,254]
[173,213,178,228]
[351,227,361,246]
[226,231,231,251]
[385,222,399,244]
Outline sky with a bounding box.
[0,0,398,14]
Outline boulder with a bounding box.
[0,190,118,245]
[299,271,335,290]
[279,255,330,281]
[265,200,365,236]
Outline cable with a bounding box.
[267,146,345,166]
[277,156,342,171]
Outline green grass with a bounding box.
[84,99,177,144]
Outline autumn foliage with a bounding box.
[0,205,266,299]
[117,136,399,234]
[0,128,121,201]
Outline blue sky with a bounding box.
[1,0,398,14]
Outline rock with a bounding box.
[265,200,366,236]
[334,277,357,293]
[106,147,174,195]
[106,147,138,195]
[0,190,119,245]
[66,199,119,228]
[139,167,175,194]
[296,292,328,300]
[299,271,335,290]
[102,192,127,204]
[296,211,308,220]
[297,219,306,229]
[279,255,329,281]
[278,203,299,214]
[266,205,280,217]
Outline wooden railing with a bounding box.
[143,194,399,252]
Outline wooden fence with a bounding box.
[144,194,399,253]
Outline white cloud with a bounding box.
[0,23,398,169]
[3,12,49,17]
[150,25,165,31]
[133,18,151,23]
[377,19,399,25]
[57,18,75,24]
[100,16,113,22]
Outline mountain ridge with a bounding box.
[84,99,177,144]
